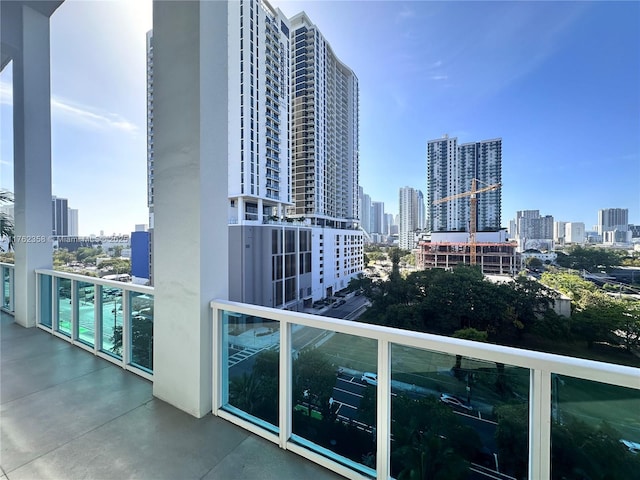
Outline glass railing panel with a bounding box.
[2,266,11,310]
[390,344,530,480]
[129,291,154,372]
[290,327,377,474]
[100,286,123,359]
[56,277,72,336]
[551,375,640,479]
[222,310,280,431]
[76,281,95,347]
[39,274,53,327]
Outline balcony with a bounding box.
[0,313,340,480]
[3,266,637,480]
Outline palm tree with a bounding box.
[0,190,14,251]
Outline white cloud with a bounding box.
[396,6,415,22]
[430,75,448,81]
[0,81,138,134]
[51,97,138,133]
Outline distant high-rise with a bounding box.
[565,222,585,244]
[371,201,385,234]
[514,210,554,251]
[426,135,502,232]
[399,186,424,250]
[52,196,68,236]
[68,208,79,236]
[358,187,372,234]
[598,208,628,235]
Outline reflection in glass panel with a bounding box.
[551,375,640,479]
[3,267,10,309]
[222,310,280,431]
[57,277,72,336]
[390,345,530,480]
[291,328,376,474]
[129,292,154,372]
[100,286,123,359]
[76,281,95,347]
[39,274,53,327]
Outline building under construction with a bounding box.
[415,231,518,275]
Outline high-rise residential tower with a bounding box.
[598,208,629,235]
[288,12,363,298]
[147,1,361,305]
[288,12,359,228]
[426,135,502,233]
[51,196,68,236]
[399,186,424,250]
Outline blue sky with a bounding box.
[1,0,638,235]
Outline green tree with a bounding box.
[0,190,14,251]
[391,395,478,480]
[619,301,640,352]
[526,257,543,268]
[292,348,336,418]
[494,403,530,479]
[557,245,622,272]
[573,291,624,349]
[98,258,131,275]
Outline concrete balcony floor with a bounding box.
[0,313,342,480]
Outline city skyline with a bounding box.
[0,0,638,235]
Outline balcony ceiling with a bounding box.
[1,1,65,71]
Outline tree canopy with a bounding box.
[350,265,557,345]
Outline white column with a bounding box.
[257,198,263,223]
[152,0,229,418]
[12,5,54,328]
[237,196,244,224]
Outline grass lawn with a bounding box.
[319,332,639,440]
[557,375,640,441]
[320,333,530,406]
[512,333,640,368]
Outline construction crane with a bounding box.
[433,178,501,265]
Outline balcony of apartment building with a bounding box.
[2,2,639,480]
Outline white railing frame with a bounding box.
[211,298,640,480]
[35,269,153,381]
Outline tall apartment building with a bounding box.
[51,196,68,236]
[426,135,502,233]
[565,222,585,244]
[399,186,424,250]
[358,186,371,234]
[68,208,78,236]
[146,30,155,284]
[514,210,554,251]
[553,221,566,245]
[370,201,385,234]
[147,2,361,305]
[598,208,629,235]
[288,12,363,298]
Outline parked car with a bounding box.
[439,393,473,411]
[361,372,378,386]
[620,439,640,454]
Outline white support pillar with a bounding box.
[237,196,244,224]
[152,0,229,418]
[12,5,54,328]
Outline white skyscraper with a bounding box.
[565,222,585,244]
[147,1,361,304]
[426,135,502,232]
[399,186,424,250]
